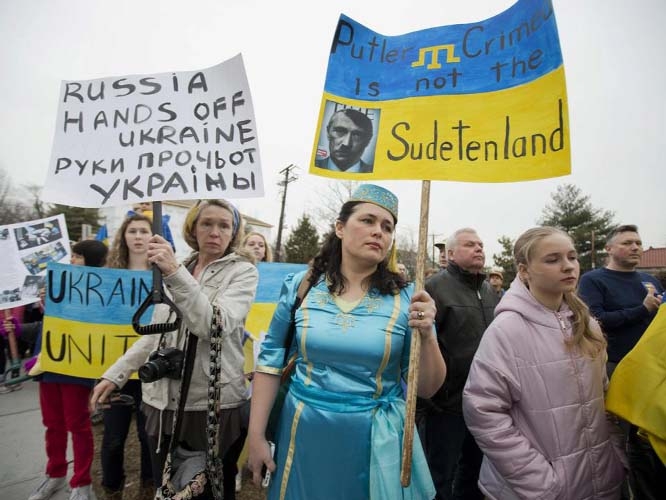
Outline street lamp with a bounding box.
[584,230,596,270]
[429,233,445,266]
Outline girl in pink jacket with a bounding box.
[463,227,626,499]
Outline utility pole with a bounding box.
[590,229,596,269]
[274,164,298,262]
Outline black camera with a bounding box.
[138,347,185,383]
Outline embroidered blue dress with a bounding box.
[256,271,435,500]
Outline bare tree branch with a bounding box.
[312,180,360,234]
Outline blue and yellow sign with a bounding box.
[39,261,306,378]
[41,262,152,378]
[245,262,308,338]
[310,0,569,182]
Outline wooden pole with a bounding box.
[401,180,431,486]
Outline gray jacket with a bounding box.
[102,252,258,411]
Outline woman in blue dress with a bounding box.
[247,184,446,499]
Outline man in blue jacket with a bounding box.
[579,224,664,499]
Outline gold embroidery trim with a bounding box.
[279,400,305,500]
[375,293,400,398]
[255,365,282,376]
[298,295,314,385]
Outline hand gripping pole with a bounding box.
[132,201,182,335]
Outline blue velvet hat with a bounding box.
[349,184,399,222]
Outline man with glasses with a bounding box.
[315,108,374,173]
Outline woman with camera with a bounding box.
[98,213,154,500]
[90,199,258,498]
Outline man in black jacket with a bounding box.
[419,227,499,500]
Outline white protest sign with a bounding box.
[43,54,264,207]
[0,214,70,311]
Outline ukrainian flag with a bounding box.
[95,224,109,246]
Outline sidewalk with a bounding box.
[0,380,70,500]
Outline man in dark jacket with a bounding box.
[419,228,499,500]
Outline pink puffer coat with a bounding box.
[462,278,626,499]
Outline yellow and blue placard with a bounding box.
[245,262,309,339]
[41,262,152,378]
[238,262,307,470]
[39,261,306,379]
[310,0,569,182]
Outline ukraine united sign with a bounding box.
[39,262,305,378]
[41,263,153,378]
[310,0,569,182]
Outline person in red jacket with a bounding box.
[29,240,108,500]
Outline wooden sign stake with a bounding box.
[401,180,431,486]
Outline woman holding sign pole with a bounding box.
[247,184,446,499]
[99,213,154,500]
[90,199,258,499]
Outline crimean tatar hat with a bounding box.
[348,184,399,272]
[349,184,399,222]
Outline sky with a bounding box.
[1,0,664,261]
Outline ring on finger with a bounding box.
[417,311,425,320]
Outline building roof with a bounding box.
[638,247,666,269]
[163,200,272,228]
[243,214,272,229]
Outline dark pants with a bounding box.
[20,322,42,355]
[421,411,484,500]
[607,361,666,500]
[101,380,152,491]
[626,425,666,499]
[147,433,170,489]
[221,428,247,500]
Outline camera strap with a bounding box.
[157,330,206,499]
[169,330,199,449]
[158,308,225,499]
